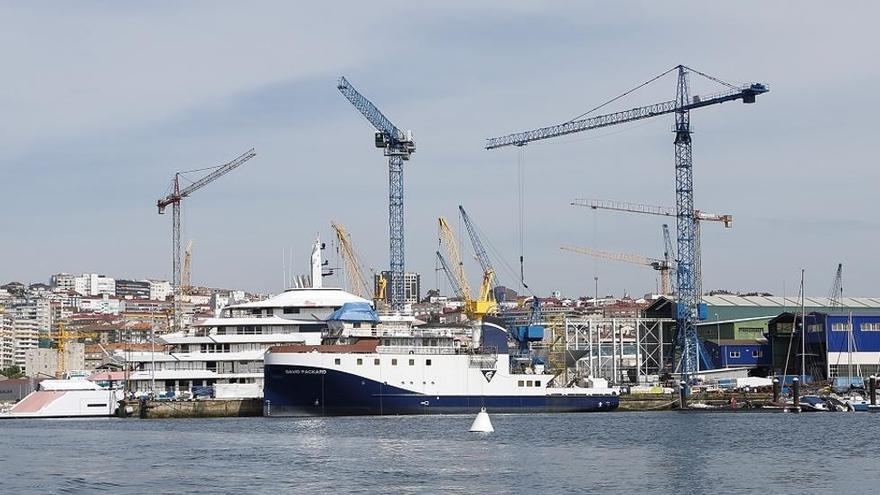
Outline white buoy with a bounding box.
[469,407,494,433]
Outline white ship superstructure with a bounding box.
[123,239,368,398]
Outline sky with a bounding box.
[2,2,879,298]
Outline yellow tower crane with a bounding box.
[560,245,673,296]
[55,321,71,378]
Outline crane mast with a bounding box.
[157,148,256,330]
[337,77,415,312]
[486,64,768,387]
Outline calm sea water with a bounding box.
[1,412,878,494]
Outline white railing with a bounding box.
[377,346,457,355]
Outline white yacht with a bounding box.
[123,239,368,398]
[2,378,124,419]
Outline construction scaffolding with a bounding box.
[541,316,672,384]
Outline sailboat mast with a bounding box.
[801,269,806,383]
[848,311,853,383]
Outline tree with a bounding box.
[1,365,24,379]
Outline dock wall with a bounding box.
[124,398,263,419]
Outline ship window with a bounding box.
[409,359,415,366]
[752,350,763,358]
[374,358,380,365]
[87,403,107,408]
[526,380,533,387]
[534,381,541,387]
[266,309,274,316]
[334,358,341,365]
[518,380,524,387]
[392,359,398,365]
[354,322,361,328]
[356,358,363,365]
[283,307,299,314]
[730,351,741,358]
[426,359,432,366]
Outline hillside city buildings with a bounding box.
[0,269,652,379]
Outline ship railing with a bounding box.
[376,345,457,355]
[344,327,457,338]
[468,354,498,369]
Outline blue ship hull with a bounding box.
[263,364,619,417]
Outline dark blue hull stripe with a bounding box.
[264,364,619,416]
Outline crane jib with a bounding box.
[485,84,767,150]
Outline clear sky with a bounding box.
[2,2,879,298]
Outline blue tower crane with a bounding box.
[485,65,768,390]
[337,77,415,311]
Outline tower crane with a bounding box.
[486,65,768,385]
[181,240,194,297]
[331,221,373,302]
[157,148,256,330]
[571,197,732,298]
[337,77,415,312]
[561,241,673,296]
[437,217,495,319]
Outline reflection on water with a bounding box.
[1,412,878,494]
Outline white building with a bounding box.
[77,295,122,315]
[149,280,172,301]
[0,311,15,370]
[50,273,78,293]
[12,317,39,371]
[23,343,85,378]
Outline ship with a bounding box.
[122,238,369,399]
[263,304,620,416]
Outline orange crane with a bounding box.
[571,198,732,299]
[157,148,256,330]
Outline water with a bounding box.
[2,412,878,494]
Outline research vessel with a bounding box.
[263,303,619,416]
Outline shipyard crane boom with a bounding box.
[337,77,415,311]
[438,217,495,319]
[458,205,501,300]
[157,148,256,330]
[438,217,472,304]
[486,65,768,385]
[571,197,732,297]
[560,245,672,295]
[436,251,467,302]
[331,221,372,301]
